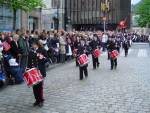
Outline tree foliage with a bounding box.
[0,0,45,11]
[136,0,150,27]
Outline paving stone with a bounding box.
[0,44,150,113]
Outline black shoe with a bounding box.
[80,78,83,80]
[85,75,88,79]
[97,63,100,67]
[38,102,44,107]
[33,101,40,106]
[93,67,96,70]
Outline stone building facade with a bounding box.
[42,0,65,30]
[65,0,131,30]
[0,5,42,32]
[21,9,42,32]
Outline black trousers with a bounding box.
[76,58,79,66]
[20,55,28,72]
[33,82,44,103]
[125,49,128,57]
[107,50,110,60]
[110,58,117,70]
[117,47,120,53]
[60,54,65,63]
[92,55,99,69]
[79,65,88,80]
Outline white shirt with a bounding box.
[102,34,108,43]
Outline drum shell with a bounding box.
[23,68,43,87]
[110,50,119,59]
[93,49,101,58]
[78,54,89,67]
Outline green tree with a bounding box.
[0,0,45,30]
[137,0,150,27]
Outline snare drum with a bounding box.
[78,54,89,66]
[23,68,43,87]
[93,49,101,58]
[2,41,11,52]
[110,50,119,59]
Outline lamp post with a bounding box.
[64,0,67,30]
[103,17,107,33]
[56,5,59,32]
[101,0,110,32]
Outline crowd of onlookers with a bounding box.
[131,33,149,43]
[0,29,149,87]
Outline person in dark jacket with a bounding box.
[123,40,129,57]
[89,35,100,69]
[10,35,20,60]
[28,40,48,107]
[50,34,60,62]
[106,38,112,60]
[18,33,29,72]
[77,39,88,80]
[116,38,121,53]
[107,39,118,70]
[74,37,80,66]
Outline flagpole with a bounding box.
[104,0,107,33]
[104,20,106,33]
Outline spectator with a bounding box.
[17,32,29,72]
[59,31,66,63]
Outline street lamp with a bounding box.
[102,17,107,33]
[64,0,67,31]
[101,0,110,32]
[56,4,59,32]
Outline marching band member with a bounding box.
[89,34,100,69]
[123,39,129,57]
[73,36,80,66]
[116,37,121,53]
[106,37,112,60]
[77,39,88,80]
[107,39,118,70]
[28,40,48,107]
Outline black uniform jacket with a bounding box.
[107,41,117,52]
[28,47,48,77]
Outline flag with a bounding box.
[118,19,128,29]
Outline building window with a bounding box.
[29,17,38,31]
[51,22,54,29]
[52,0,60,8]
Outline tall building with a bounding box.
[65,0,131,30]
[0,0,131,31]
[120,0,131,27]
[42,0,65,30]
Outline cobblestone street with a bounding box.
[0,43,150,113]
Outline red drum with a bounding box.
[2,41,11,51]
[78,54,89,66]
[93,49,101,58]
[23,68,43,87]
[110,50,119,59]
